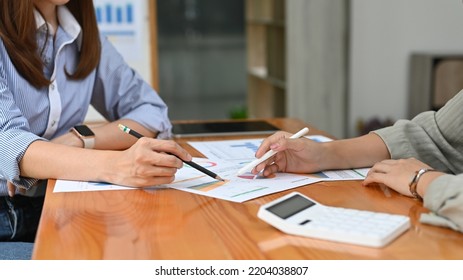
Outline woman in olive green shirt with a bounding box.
[253,90,463,232]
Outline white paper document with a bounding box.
[53,180,134,193]
[53,135,369,203]
[189,135,332,163]
[160,157,320,202]
[53,157,319,202]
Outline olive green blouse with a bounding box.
[374,89,463,233]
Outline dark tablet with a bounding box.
[172,120,279,138]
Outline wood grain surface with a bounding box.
[32,118,463,259]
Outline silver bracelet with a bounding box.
[409,168,435,201]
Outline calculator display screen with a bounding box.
[266,194,315,219]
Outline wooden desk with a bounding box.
[32,118,463,259]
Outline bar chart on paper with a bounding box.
[94,0,137,36]
[188,139,262,164]
[93,0,146,62]
[95,3,133,24]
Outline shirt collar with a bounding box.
[34,6,83,50]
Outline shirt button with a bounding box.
[51,120,56,127]
[50,84,55,90]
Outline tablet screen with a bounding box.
[172,121,279,138]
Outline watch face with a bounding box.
[74,125,95,137]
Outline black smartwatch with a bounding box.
[71,125,95,149]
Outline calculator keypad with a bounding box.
[300,207,410,246]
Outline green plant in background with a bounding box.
[229,105,248,119]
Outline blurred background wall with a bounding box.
[87,0,463,139]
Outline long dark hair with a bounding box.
[0,0,101,88]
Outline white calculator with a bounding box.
[258,192,410,248]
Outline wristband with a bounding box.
[409,168,435,201]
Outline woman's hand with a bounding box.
[105,137,192,187]
[253,132,391,179]
[253,131,325,177]
[363,158,433,197]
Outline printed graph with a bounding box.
[230,142,259,154]
[95,3,133,25]
[306,172,329,179]
[188,139,264,161]
[183,160,217,169]
[188,180,228,192]
[94,0,141,38]
[165,157,320,203]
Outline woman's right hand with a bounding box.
[253,131,325,177]
[106,137,192,187]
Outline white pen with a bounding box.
[236,127,310,176]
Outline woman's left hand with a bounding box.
[362,158,432,197]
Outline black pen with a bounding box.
[118,124,225,181]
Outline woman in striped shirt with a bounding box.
[0,0,191,243]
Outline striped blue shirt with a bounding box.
[0,7,172,195]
